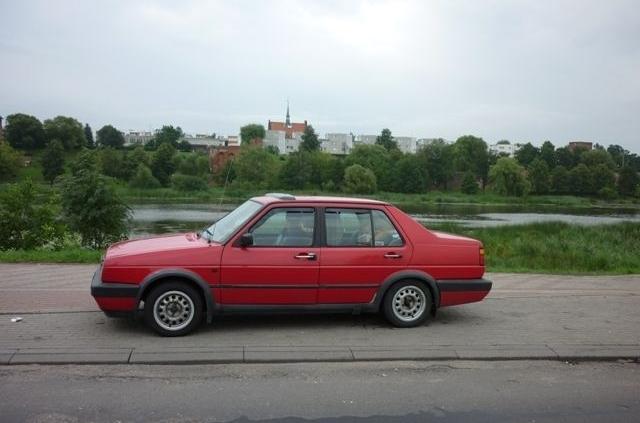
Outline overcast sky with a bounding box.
[2,0,639,150]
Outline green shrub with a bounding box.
[344,164,377,194]
[0,142,23,181]
[0,179,67,250]
[129,165,161,189]
[171,173,208,191]
[461,171,479,194]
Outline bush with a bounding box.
[0,179,67,250]
[0,142,23,181]
[171,173,208,191]
[344,164,377,194]
[60,152,131,248]
[42,139,65,184]
[598,187,617,200]
[461,171,479,194]
[129,165,161,189]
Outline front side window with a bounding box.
[250,208,315,247]
[203,200,263,243]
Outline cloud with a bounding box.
[1,0,639,150]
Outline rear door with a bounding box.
[220,206,319,305]
[319,207,411,304]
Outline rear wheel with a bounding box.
[144,282,204,336]
[383,280,432,327]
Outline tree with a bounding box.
[60,152,130,248]
[346,144,393,191]
[0,179,66,250]
[4,113,46,150]
[581,149,615,169]
[44,116,86,149]
[417,139,454,190]
[129,165,161,189]
[555,147,576,169]
[308,152,341,189]
[591,164,615,192]
[42,140,65,184]
[234,146,281,188]
[96,125,125,149]
[489,157,530,197]
[300,125,320,152]
[551,165,570,194]
[0,143,23,181]
[453,135,490,189]
[568,164,594,195]
[539,141,556,168]
[515,142,539,167]
[151,143,177,186]
[607,144,627,168]
[617,166,639,197]
[153,125,184,148]
[240,124,266,145]
[280,151,313,189]
[84,124,94,149]
[99,147,128,180]
[391,154,427,193]
[461,171,479,194]
[344,164,377,194]
[375,128,397,151]
[178,140,192,152]
[528,158,551,194]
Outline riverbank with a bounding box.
[115,185,640,209]
[1,222,638,275]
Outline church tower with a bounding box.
[285,100,291,128]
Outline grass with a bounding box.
[0,248,102,264]
[0,222,638,275]
[429,221,640,275]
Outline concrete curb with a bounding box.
[3,344,639,365]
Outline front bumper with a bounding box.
[91,265,139,316]
[436,278,492,307]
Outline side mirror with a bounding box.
[239,233,253,247]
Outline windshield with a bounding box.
[202,200,263,243]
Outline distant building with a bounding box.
[322,133,353,155]
[354,135,378,146]
[124,131,154,146]
[395,136,417,154]
[568,141,593,152]
[489,142,518,157]
[264,102,308,154]
[209,145,240,175]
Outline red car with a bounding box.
[91,194,491,336]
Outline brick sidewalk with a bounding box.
[1,264,639,364]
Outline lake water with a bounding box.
[129,203,640,237]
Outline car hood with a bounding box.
[103,233,223,268]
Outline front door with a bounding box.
[319,207,411,304]
[220,207,319,305]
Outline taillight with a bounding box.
[479,246,485,266]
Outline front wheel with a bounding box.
[383,280,433,328]
[144,282,204,336]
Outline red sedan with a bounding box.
[91,194,491,336]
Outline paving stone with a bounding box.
[244,346,352,362]
[351,346,457,361]
[130,347,243,364]
[549,344,640,360]
[10,348,131,364]
[455,344,557,360]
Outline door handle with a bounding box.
[295,252,317,260]
[384,252,402,259]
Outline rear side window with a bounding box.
[324,208,403,247]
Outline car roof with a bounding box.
[251,194,389,206]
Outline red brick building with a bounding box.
[568,141,593,152]
[267,102,307,139]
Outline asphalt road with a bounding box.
[1,360,639,422]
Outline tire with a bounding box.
[383,280,433,328]
[144,281,204,336]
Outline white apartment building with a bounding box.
[264,130,287,153]
[489,142,521,157]
[124,131,154,146]
[322,133,353,155]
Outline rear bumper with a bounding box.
[436,278,492,307]
[91,265,139,316]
